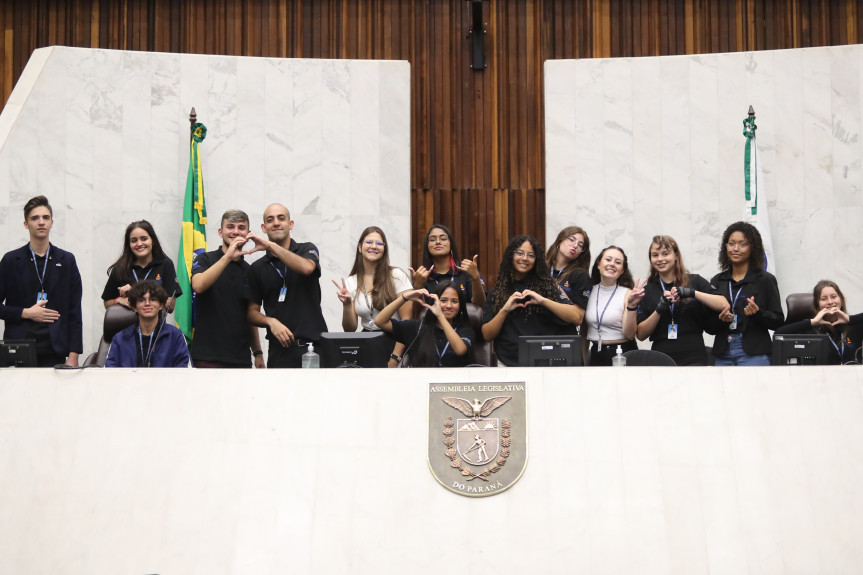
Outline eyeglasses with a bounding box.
[427,234,449,244]
[363,240,385,247]
[565,236,585,250]
[514,250,536,260]
[726,241,749,249]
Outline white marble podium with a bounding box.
[1,365,861,574]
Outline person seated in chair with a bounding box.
[105,280,190,368]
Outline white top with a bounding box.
[584,283,629,342]
[345,267,412,330]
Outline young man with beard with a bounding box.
[0,196,82,367]
[190,209,265,368]
[245,203,328,368]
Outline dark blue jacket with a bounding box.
[105,322,190,368]
[0,243,83,356]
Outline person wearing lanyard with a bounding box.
[482,235,583,367]
[372,281,475,367]
[332,226,413,368]
[245,204,328,368]
[409,224,486,309]
[102,220,182,313]
[635,235,727,365]
[705,221,784,366]
[189,209,265,369]
[0,195,83,367]
[105,280,190,368]
[775,280,863,365]
[544,226,593,332]
[582,246,645,366]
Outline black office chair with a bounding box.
[785,292,814,325]
[82,305,138,367]
[622,349,677,366]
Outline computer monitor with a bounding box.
[318,332,390,368]
[771,333,830,366]
[0,339,38,368]
[517,335,582,367]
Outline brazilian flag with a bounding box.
[175,122,208,341]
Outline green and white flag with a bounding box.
[742,112,775,274]
[175,122,208,341]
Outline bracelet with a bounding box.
[626,306,638,311]
[252,350,263,356]
[390,353,402,362]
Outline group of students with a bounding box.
[2,195,860,369]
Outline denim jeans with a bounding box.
[715,333,770,366]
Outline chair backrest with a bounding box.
[622,349,677,366]
[83,305,139,367]
[785,292,813,324]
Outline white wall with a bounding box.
[0,47,411,354]
[546,45,863,309]
[1,366,862,574]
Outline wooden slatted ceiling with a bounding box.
[2,0,863,288]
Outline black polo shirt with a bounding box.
[190,247,253,366]
[483,278,574,367]
[101,257,182,301]
[245,239,328,344]
[551,267,592,310]
[636,273,715,353]
[422,268,483,303]
[390,318,475,367]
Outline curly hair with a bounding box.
[545,226,592,285]
[127,279,168,308]
[420,223,461,271]
[106,220,170,285]
[718,221,766,271]
[647,235,689,288]
[348,226,400,311]
[406,281,474,367]
[489,235,560,316]
[590,246,635,289]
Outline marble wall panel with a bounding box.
[547,44,863,312]
[0,47,410,356]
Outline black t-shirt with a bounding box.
[636,273,715,352]
[483,278,575,366]
[551,267,592,310]
[390,318,475,367]
[190,247,253,365]
[422,267,483,303]
[101,257,182,301]
[245,240,328,343]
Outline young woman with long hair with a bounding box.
[775,280,862,364]
[373,280,475,367]
[411,223,485,307]
[545,225,592,311]
[635,235,727,365]
[333,226,413,368]
[102,220,181,312]
[706,221,784,366]
[481,235,583,366]
[583,246,646,366]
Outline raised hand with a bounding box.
[243,232,271,255]
[225,235,251,260]
[332,277,353,305]
[408,266,431,289]
[743,296,759,316]
[718,304,734,323]
[503,291,528,312]
[457,255,481,281]
[627,279,647,307]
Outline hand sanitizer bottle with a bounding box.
[302,342,320,368]
[612,345,626,367]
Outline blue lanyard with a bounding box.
[658,278,675,318]
[269,261,287,284]
[138,327,154,367]
[595,284,619,334]
[29,245,50,291]
[827,333,846,362]
[436,340,452,364]
[131,267,152,283]
[728,283,744,310]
